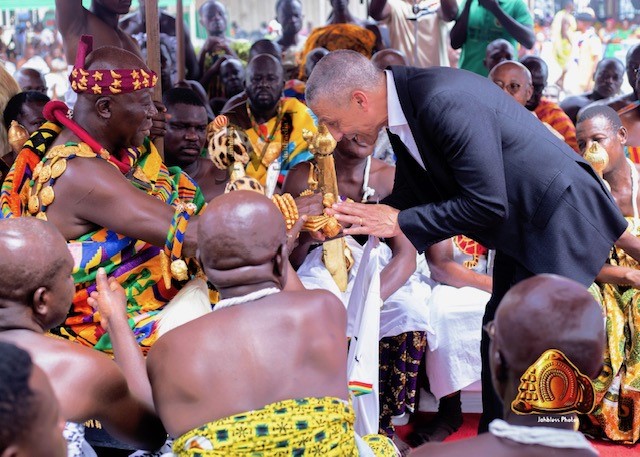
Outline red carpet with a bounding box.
[396,413,638,456]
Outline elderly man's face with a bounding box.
[108,88,158,148]
[490,64,533,106]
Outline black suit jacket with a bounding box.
[382,66,627,286]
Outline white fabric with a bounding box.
[64,64,78,110]
[385,70,426,170]
[156,278,212,337]
[489,419,597,452]
[297,236,431,339]
[345,236,382,436]
[63,422,97,457]
[425,239,490,399]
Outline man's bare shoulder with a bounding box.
[605,93,636,111]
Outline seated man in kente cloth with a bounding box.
[413,274,603,457]
[0,35,208,354]
[147,190,397,456]
[222,53,317,187]
[576,105,640,443]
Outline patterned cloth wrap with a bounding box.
[0,121,206,354]
[585,216,640,444]
[244,97,316,186]
[173,397,397,456]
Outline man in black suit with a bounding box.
[305,50,640,432]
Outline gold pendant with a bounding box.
[28,195,40,214]
[35,211,47,220]
[51,159,67,178]
[32,162,42,180]
[38,164,52,183]
[40,186,55,206]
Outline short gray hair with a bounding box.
[305,50,382,107]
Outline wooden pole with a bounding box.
[145,0,164,158]
[176,0,186,81]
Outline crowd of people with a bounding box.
[1,0,640,456]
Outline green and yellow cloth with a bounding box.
[173,397,397,456]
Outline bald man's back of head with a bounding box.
[495,274,605,378]
[198,191,287,272]
[0,218,68,303]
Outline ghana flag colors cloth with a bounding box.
[0,121,206,354]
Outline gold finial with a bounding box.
[303,123,337,157]
[583,141,609,178]
[8,120,29,154]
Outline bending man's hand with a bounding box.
[328,201,402,238]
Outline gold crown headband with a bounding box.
[511,349,596,415]
[69,35,157,95]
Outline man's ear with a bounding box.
[352,90,368,110]
[273,243,288,287]
[31,286,49,318]
[618,125,628,145]
[95,96,112,120]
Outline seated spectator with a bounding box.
[0,218,166,454]
[13,67,47,94]
[576,105,640,443]
[602,44,640,163]
[163,87,227,202]
[276,0,306,81]
[560,58,625,124]
[483,38,515,73]
[209,57,245,114]
[147,190,396,456]
[407,236,491,445]
[285,135,430,453]
[2,91,50,173]
[222,54,316,186]
[0,341,66,457]
[412,274,604,456]
[521,55,579,152]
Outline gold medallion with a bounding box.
[40,186,55,206]
[75,143,97,158]
[51,159,67,178]
[32,162,42,180]
[38,164,52,183]
[28,195,40,214]
[35,211,47,221]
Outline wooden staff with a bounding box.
[175,0,185,81]
[145,0,164,157]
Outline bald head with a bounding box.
[14,68,47,94]
[489,61,533,106]
[306,50,383,109]
[0,218,70,303]
[198,191,287,275]
[494,274,605,378]
[304,47,329,79]
[371,49,408,70]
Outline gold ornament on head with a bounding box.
[511,349,596,415]
[583,141,609,178]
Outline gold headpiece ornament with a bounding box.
[511,349,596,415]
[69,35,157,95]
[7,120,29,154]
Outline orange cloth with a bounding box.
[299,24,376,79]
[534,98,579,153]
[628,146,640,164]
